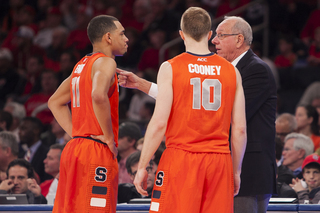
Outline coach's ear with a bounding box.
[179,30,185,41]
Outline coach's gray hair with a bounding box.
[224,16,253,46]
[276,113,297,132]
[284,133,314,158]
[0,131,19,157]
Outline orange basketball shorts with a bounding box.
[52,137,118,213]
[149,147,234,213]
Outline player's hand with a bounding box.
[133,168,148,197]
[116,69,140,89]
[91,135,118,159]
[233,173,241,196]
[27,178,41,197]
[0,179,14,192]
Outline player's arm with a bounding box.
[117,69,158,99]
[48,77,72,136]
[230,67,247,196]
[91,57,117,158]
[133,62,173,196]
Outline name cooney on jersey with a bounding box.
[188,64,221,76]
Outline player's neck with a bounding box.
[185,40,211,55]
[92,44,115,59]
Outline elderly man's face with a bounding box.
[211,20,239,63]
[282,138,302,169]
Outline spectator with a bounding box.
[135,137,144,151]
[0,48,22,108]
[274,34,297,68]
[142,0,180,41]
[1,5,38,51]
[0,159,47,204]
[18,117,51,183]
[65,5,92,57]
[24,70,59,126]
[127,89,155,122]
[276,135,296,186]
[137,28,169,72]
[122,0,151,33]
[276,113,297,144]
[18,55,44,101]
[56,50,78,83]
[33,7,64,49]
[300,8,320,47]
[118,122,142,184]
[3,101,26,141]
[40,144,64,204]
[0,110,13,131]
[295,105,320,150]
[7,25,45,71]
[290,154,320,204]
[215,0,249,18]
[282,132,314,179]
[44,27,69,73]
[0,131,19,175]
[118,150,154,203]
[307,27,320,66]
[51,118,66,145]
[299,82,320,129]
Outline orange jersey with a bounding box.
[165,52,236,153]
[70,52,119,146]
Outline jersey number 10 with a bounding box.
[190,78,221,111]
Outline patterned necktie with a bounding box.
[25,149,31,162]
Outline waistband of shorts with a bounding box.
[73,136,107,146]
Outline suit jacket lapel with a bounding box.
[236,49,254,72]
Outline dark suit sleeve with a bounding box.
[241,62,272,122]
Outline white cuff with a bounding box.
[148,83,158,99]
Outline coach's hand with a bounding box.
[117,69,140,89]
[133,168,148,197]
[91,135,118,160]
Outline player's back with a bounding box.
[70,52,119,140]
[165,52,236,153]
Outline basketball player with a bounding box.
[133,7,247,213]
[48,15,128,212]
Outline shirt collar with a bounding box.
[293,167,302,176]
[231,50,248,67]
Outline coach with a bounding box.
[212,16,277,213]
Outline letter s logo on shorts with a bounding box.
[155,171,164,187]
[95,167,107,182]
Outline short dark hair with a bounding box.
[7,159,34,178]
[118,122,142,142]
[21,117,44,135]
[126,150,141,175]
[303,163,320,173]
[181,7,211,42]
[87,15,119,44]
[0,110,13,130]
